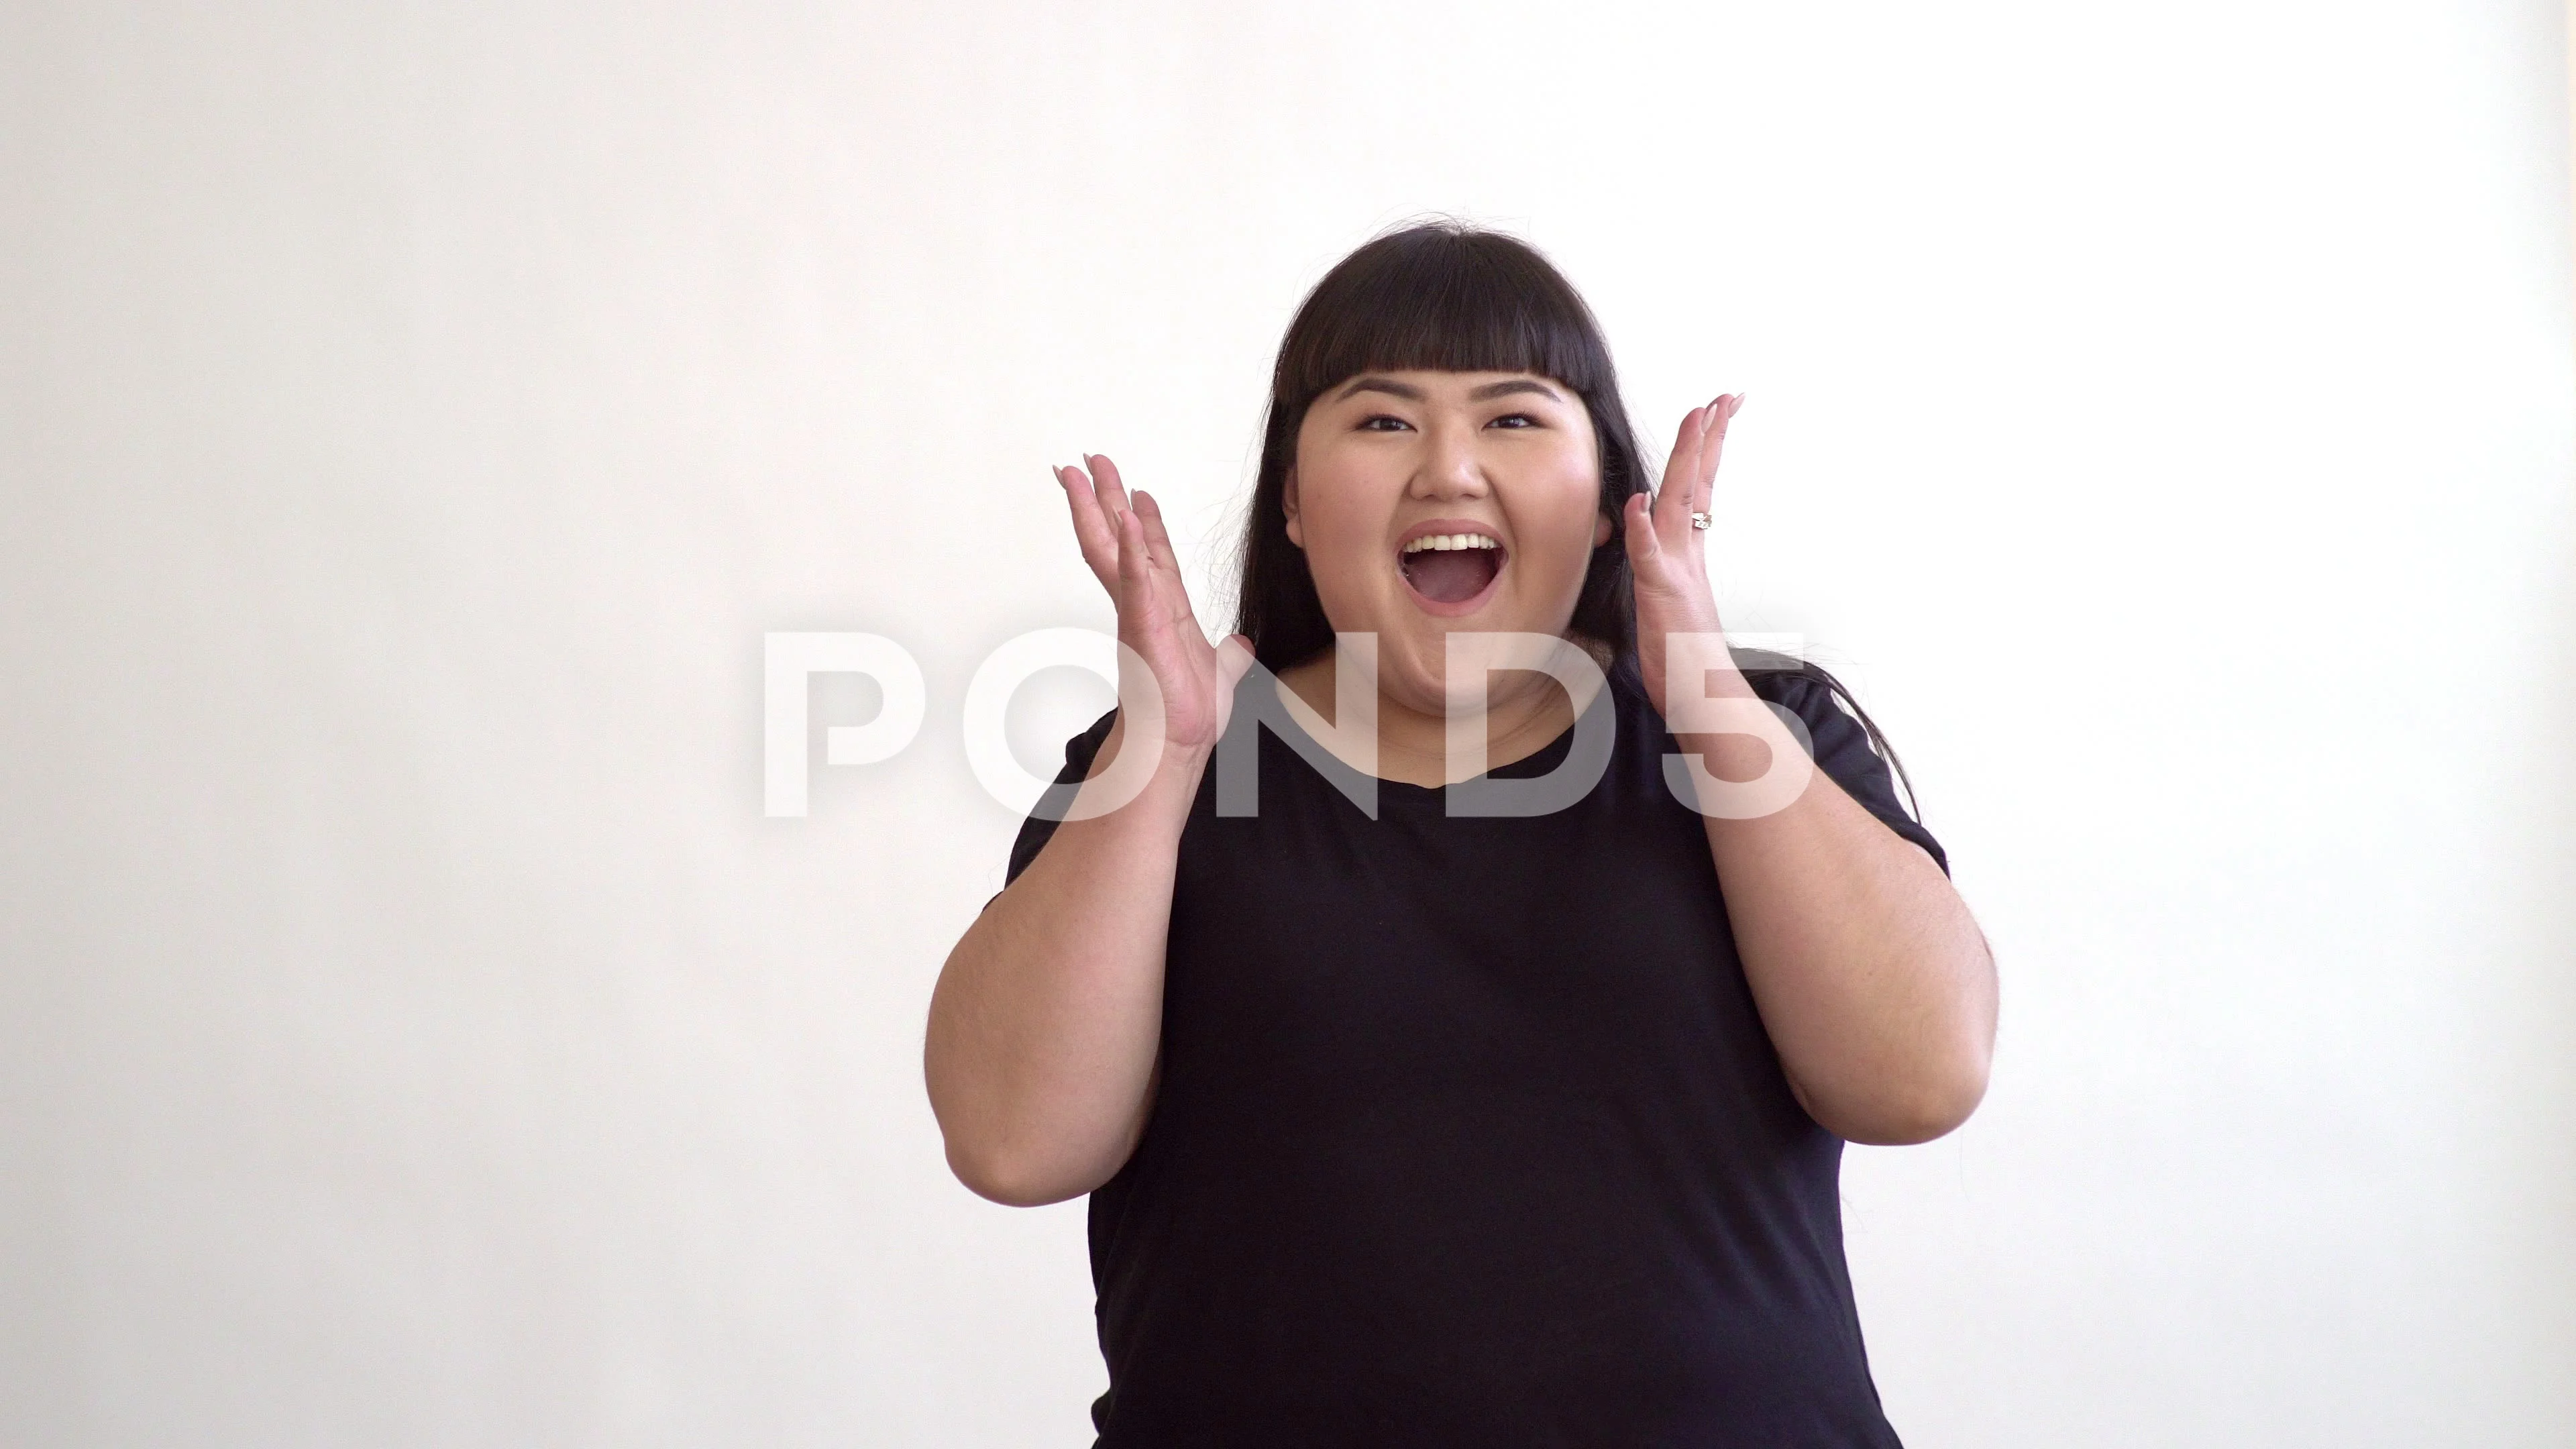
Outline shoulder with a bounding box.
[1731,647,1833,710]
[1055,707,1120,777]
[1729,648,1951,876]
[1598,646,1838,737]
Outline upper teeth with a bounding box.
[1401,533,1499,553]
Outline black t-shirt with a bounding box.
[1004,658,1946,1448]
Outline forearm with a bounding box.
[1682,678,1995,1145]
[925,716,1204,1204]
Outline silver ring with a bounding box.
[1688,511,1713,531]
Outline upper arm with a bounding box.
[1769,673,1948,877]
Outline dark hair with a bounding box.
[1231,220,1922,821]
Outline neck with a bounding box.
[1277,642,1586,789]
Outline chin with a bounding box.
[1369,629,1457,713]
[1393,607,1552,709]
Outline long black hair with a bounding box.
[1230,220,1922,820]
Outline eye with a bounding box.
[1357,414,1413,432]
[1487,412,1541,429]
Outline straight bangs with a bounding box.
[1270,231,1616,411]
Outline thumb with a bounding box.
[1623,493,1664,570]
[1215,634,1259,691]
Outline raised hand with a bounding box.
[1623,394,1741,715]
[1057,454,1255,762]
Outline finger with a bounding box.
[1658,405,1706,533]
[1662,407,1715,551]
[1130,490,1202,625]
[1691,393,1739,513]
[1058,466,1120,591]
[1686,398,1721,515]
[1215,634,1258,691]
[1130,490,1183,577]
[1623,490,1665,572]
[1113,504,1159,628]
[1088,453,1134,521]
[1061,465,1120,592]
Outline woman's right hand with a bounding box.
[1057,455,1255,762]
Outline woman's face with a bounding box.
[1287,368,1611,713]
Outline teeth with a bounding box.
[1401,533,1499,553]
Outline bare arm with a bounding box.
[1627,396,1996,1145]
[1678,680,1996,1144]
[926,716,1203,1204]
[924,458,1252,1205]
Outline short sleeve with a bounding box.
[1767,673,1948,877]
[1002,708,1122,887]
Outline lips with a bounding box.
[1396,521,1505,612]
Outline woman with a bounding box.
[925,223,1996,1446]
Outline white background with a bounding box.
[6,2,2573,1444]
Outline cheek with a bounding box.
[1515,463,1607,587]
[1291,459,1400,590]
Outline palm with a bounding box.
[1625,394,1741,716]
[1058,454,1249,755]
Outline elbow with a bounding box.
[942,1136,1092,1208]
[1829,941,1999,1146]
[1836,1074,1988,1146]
[924,1026,1097,1208]
[924,1049,1142,1208]
[1799,1046,1994,1147]
[932,1091,1130,1206]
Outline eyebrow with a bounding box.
[1332,375,1564,403]
[1335,376,1425,402]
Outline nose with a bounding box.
[1407,418,1489,502]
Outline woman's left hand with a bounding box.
[1625,393,1741,714]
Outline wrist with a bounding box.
[1152,737,1219,786]
[1682,656,1758,702]
[1057,721,1205,842]
[1097,712,1218,790]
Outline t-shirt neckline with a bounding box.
[1258,671,1622,808]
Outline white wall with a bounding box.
[5,2,2571,1444]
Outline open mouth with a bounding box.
[1398,529,1505,609]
